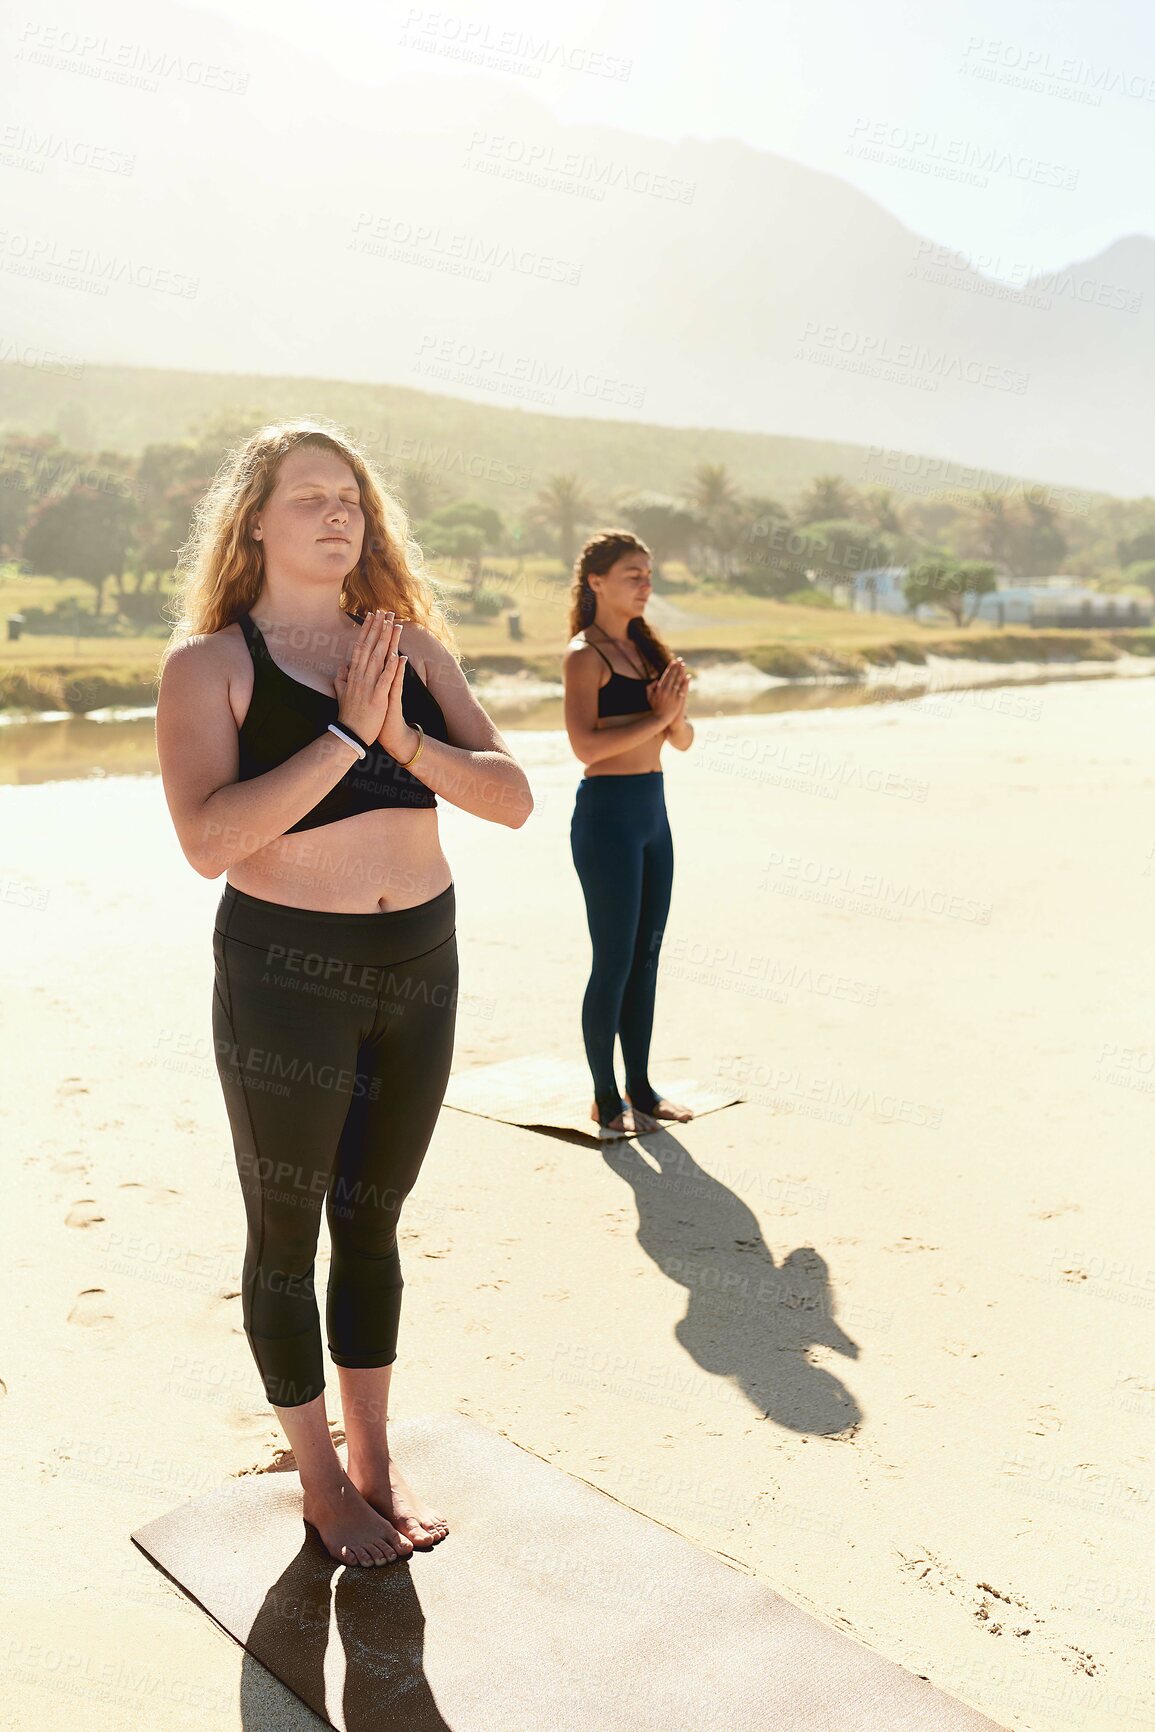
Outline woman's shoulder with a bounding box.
[399,619,461,676]
[161,618,247,692]
[563,633,603,673]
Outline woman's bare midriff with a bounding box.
[584,710,666,778]
[226,810,453,913]
[221,619,453,914]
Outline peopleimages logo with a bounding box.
[0,338,84,378]
[0,123,135,176]
[798,321,1029,395]
[960,36,1155,105]
[413,333,646,410]
[349,212,582,287]
[398,10,632,82]
[846,117,1079,190]
[909,239,1142,315]
[0,229,198,297]
[860,446,1090,517]
[463,131,695,204]
[17,21,249,94]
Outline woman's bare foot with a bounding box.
[589,1097,652,1135]
[301,1473,415,1567]
[347,1453,450,1549]
[626,1091,694,1124]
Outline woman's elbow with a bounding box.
[564,728,597,769]
[185,831,227,878]
[179,802,237,877]
[178,832,220,878]
[507,774,534,829]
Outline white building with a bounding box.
[850,568,1152,628]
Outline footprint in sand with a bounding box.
[896,1548,1099,1673]
[1027,1403,1063,1437]
[67,1288,115,1328]
[65,1200,105,1229]
[49,1151,89,1174]
[117,1181,183,1206]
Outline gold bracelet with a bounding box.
[397,722,424,769]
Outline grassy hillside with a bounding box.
[0,361,1103,516]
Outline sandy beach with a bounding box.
[1,675,1152,1732]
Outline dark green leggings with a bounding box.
[211,881,458,1408]
[570,770,674,1126]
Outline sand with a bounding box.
[1,675,1152,1732]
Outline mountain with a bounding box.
[3,4,1150,495]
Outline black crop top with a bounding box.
[233,607,450,833]
[587,637,663,719]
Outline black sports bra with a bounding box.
[587,637,662,719]
[233,607,450,832]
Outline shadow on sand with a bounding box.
[598,1125,862,1434]
[237,1496,452,1731]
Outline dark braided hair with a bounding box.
[567,529,673,680]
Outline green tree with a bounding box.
[391,466,443,521]
[134,440,216,591]
[611,492,699,574]
[1124,560,1155,596]
[0,433,71,558]
[417,500,506,585]
[960,490,1013,567]
[23,481,138,614]
[792,518,893,593]
[1117,529,1155,568]
[422,499,504,544]
[1004,499,1067,578]
[903,557,997,626]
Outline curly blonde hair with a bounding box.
[158,417,459,673]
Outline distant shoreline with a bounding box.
[1,628,1152,722]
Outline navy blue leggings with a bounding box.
[569,770,674,1124]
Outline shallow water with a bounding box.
[0,655,1149,789]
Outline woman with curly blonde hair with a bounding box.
[563,529,695,1136]
[156,419,532,1569]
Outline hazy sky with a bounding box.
[205,0,1152,277]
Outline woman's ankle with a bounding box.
[594,1089,626,1125]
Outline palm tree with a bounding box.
[861,487,904,535]
[688,463,737,518]
[796,473,859,526]
[687,462,742,577]
[530,473,594,571]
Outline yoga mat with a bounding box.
[442,1054,743,1140]
[130,1411,1006,1732]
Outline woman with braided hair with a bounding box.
[563,530,695,1135]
